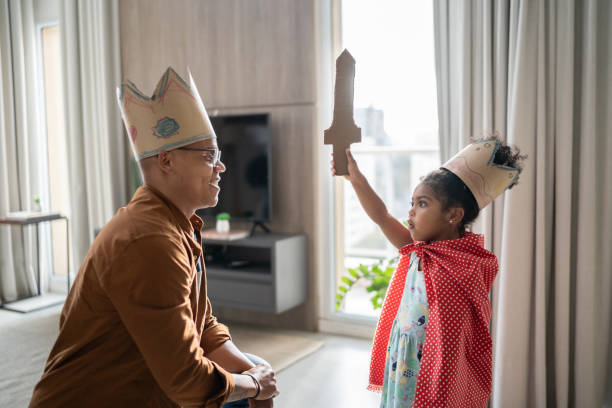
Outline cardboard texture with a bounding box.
[324,49,361,176]
[117,67,216,160]
[442,138,520,209]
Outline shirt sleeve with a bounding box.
[100,234,234,408]
[201,296,232,354]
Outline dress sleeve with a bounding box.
[201,296,232,354]
[100,235,234,408]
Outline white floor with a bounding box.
[0,304,381,408]
[275,334,381,408]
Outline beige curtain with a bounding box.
[0,0,125,301]
[60,0,126,272]
[433,0,612,407]
[0,0,44,302]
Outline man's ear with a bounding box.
[447,206,465,225]
[157,151,174,174]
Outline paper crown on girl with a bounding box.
[117,67,216,160]
[442,138,520,209]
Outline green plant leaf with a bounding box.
[336,256,399,311]
[367,277,387,291]
[341,276,354,286]
[370,297,379,309]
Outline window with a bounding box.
[37,20,71,287]
[334,0,439,318]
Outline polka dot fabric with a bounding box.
[368,232,498,407]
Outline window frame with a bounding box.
[317,0,380,337]
[35,14,68,293]
[318,0,440,337]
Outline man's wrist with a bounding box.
[243,372,260,399]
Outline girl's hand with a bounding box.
[330,148,363,183]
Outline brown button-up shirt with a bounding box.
[29,185,234,408]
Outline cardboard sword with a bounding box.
[324,49,361,176]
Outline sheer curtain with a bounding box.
[0,0,44,302]
[0,0,126,302]
[60,0,126,273]
[433,0,611,406]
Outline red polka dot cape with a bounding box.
[368,232,498,407]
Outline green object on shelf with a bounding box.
[33,196,42,212]
[216,212,230,221]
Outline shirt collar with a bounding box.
[141,184,203,236]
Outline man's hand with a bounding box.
[249,398,274,407]
[243,364,279,400]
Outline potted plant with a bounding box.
[336,257,398,311]
[215,212,230,233]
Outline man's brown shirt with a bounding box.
[29,185,234,407]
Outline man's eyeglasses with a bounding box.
[176,147,222,166]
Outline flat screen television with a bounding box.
[197,113,272,225]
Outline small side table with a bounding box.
[0,211,70,313]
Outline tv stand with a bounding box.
[202,233,307,313]
[249,221,270,236]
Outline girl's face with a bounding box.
[406,183,463,242]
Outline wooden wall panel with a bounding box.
[119,0,319,330]
[210,106,316,330]
[119,0,315,108]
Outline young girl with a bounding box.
[331,137,525,407]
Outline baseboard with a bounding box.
[1,293,65,313]
[318,317,375,340]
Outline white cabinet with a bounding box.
[203,233,307,314]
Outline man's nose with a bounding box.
[215,160,226,173]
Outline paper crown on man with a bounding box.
[117,66,216,160]
[442,138,520,209]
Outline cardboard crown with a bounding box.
[442,138,520,209]
[117,67,216,160]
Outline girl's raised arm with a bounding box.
[331,148,413,249]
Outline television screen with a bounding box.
[197,113,271,223]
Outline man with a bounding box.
[29,67,278,407]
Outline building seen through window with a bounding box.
[337,0,439,317]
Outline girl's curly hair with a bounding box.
[421,136,526,231]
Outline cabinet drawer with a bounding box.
[207,279,274,310]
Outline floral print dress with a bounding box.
[380,253,429,408]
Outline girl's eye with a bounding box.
[419,200,427,207]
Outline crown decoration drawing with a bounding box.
[442,138,520,209]
[117,67,216,160]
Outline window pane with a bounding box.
[336,1,439,317]
[342,0,438,148]
[42,25,70,278]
